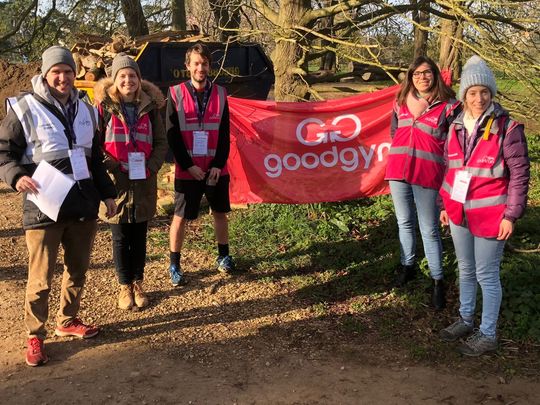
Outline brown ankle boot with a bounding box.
[132,280,149,308]
[118,284,134,310]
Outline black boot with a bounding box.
[432,279,445,310]
[394,264,416,287]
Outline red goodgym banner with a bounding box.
[227,85,398,204]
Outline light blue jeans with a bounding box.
[389,181,443,280]
[449,220,506,339]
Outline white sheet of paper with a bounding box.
[27,161,75,221]
[68,148,90,180]
[128,152,146,180]
[192,131,208,156]
[450,170,473,204]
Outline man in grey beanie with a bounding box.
[41,45,77,77]
[0,45,117,367]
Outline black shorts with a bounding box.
[174,175,231,220]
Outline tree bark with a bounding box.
[272,0,311,101]
[412,0,429,59]
[318,0,336,72]
[439,18,463,81]
[120,0,149,37]
[171,0,187,31]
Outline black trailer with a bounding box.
[76,41,274,101]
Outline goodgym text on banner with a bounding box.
[227,85,398,204]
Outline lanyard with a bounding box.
[60,99,79,148]
[120,102,139,150]
[187,81,211,127]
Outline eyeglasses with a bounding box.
[412,69,433,78]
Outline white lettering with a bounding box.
[283,153,301,171]
[264,154,282,178]
[263,144,388,178]
[296,118,326,146]
[301,152,320,169]
[359,145,375,169]
[320,146,339,168]
[339,147,359,172]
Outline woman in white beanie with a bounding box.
[385,56,461,310]
[439,56,530,356]
[93,54,168,310]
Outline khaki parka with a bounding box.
[93,78,167,224]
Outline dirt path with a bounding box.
[0,182,538,404]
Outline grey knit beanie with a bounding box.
[459,55,497,100]
[111,53,141,80]
[41,46,76,76]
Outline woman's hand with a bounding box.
[440,210,449,226]
[497,218,514,240]
[104,198,117,218]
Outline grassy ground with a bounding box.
[153,82,540,375]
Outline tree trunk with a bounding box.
[411,0,429,59]
[439,18,464,82]
[120,0,149,37]
[272,0,311,101]
[171,0,187,31]
[318,0,336,72]
[210,0,241,41]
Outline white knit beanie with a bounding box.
[459,55,497,101]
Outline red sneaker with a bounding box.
[55,318,99,339]
[26,337,48,367]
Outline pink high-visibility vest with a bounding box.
[385,100,459,189]
[100,105,153,175]
[440,116,514,237]
[169,82,228,180]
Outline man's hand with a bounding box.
[15,175,39,194]
[207,167,221,183]
[187,165,205,181]
[497,218,514,240]
[440,210,449,226]
[104,198,117,218]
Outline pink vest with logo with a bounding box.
[440,116,512,237]
[385,100,459,189]
[169,82,228,180]
[100,105,153,175]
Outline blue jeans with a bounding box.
[449,220,506,339]
[389,181,443,280]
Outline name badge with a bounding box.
[192,130,209,156]
[450,170,472,204]
[128,152,146,180]
[68,148,90,180]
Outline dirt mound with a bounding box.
[0,59,41,120]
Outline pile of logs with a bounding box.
[72,30,206,82]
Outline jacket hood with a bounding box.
[93,77,165,114]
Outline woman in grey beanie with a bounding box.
[439,56,530,356]
[93,55,168,310]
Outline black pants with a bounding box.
[110,222,148,285]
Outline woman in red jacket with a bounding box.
[385,56,460,309]
[439,56,530,356]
